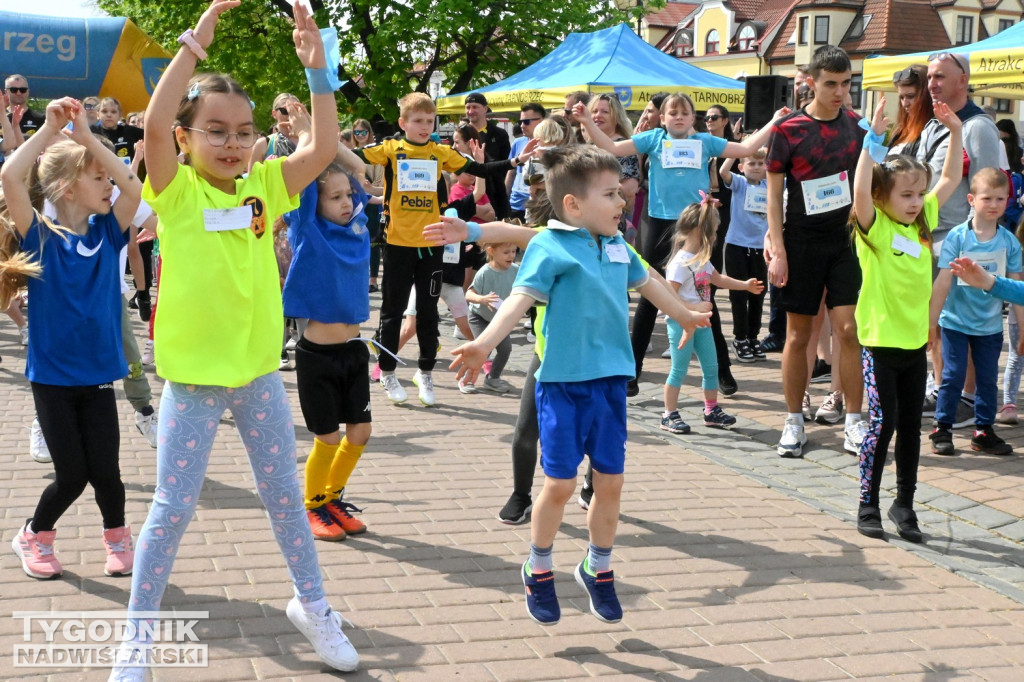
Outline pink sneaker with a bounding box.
[370,363,381,382]
[11,522,62,579]
[103,526,134,576]
[998,404,1019,425]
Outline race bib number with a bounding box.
[605,243,630,263]
[397,159,437,192]
[203,206,253,232]
[800,172,851,215]
[661,138,702,169]
[958,248,1006,286]
[442,241,461,264]
[891,233,922,259]
[744,185,768,213]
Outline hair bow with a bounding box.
[698,190,720,208]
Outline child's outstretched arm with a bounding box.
[718,156,735,185]
[711,270,763,294]
[423,214,537,249]
[636,278,711,349]
[931,101,964,208]
[451,293,534,382]
[722,108,791,158]
[281,2,340,197]
[853,96,888,232]
[145,0,241,194]
[572,102,637,157]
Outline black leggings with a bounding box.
[31,382,124,531]
[378,243,443,372]
[859,346,927,508]
[724,244,768,340]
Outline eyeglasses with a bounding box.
[6,87,27,94]
[705,115,724,122]
[182,127,257,148]
[84,103,97,111]
[518,117,542,125]
[892,67,920,84]
[353,129,369,137]
[928,52,967,75]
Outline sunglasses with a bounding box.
[353,129,369,137]
[7,87,27,94]
[518,117,542,125]
[928,52,967,75]
[84,103,97,111]
[892,67,920,84]
[705,115,724,122]
[276,107,290,116]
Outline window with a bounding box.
[995,98,1013,114]
[955,15,974,45]
[847,14,872,39]
[999,19,1014,33]
[814,16,830,44]
[798,17,808,45]
[737,25,757,51]
[849,75,863,110]
[706,29,720,55]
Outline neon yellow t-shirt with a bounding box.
[855,192,938,349]
[142,159,299,387]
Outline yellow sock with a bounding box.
[304,438,337,510]
[325,437,365,499]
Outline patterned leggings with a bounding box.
[127,372,325,623]
[858,346,927,507]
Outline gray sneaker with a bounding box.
[483,376,513,393]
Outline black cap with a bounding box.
[465,92,488,107]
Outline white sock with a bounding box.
[961,391,975,403]
[300,597,329,614]
[787,412,804,425]
[845,413,862,427]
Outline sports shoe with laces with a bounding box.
[815,390,844,425]
[279,351,293,371]
[483,376,513,393]
[575,561,622,623]
[134,411,158,449]
[857,505,885,539]
[802,392,812,421]
[749,338,766,361]
[103,526,134,576]
[286,597,360,671]
[380,372,407,403]
[577,482,594,510]
[887,503,923,543]
[971,425,1013,456]
[522,561,560,625]
[998,404,1019,425]
[458,376,477,393]
[498,492,532,525]
[412,370,436,406]
[12,522,62,579]
[703,405,736,427]
[306,506,346,541]
[107,641,151,682]
[843,419,868,455]
[141,339,154,365]
[777,416,806,458]
[324,499,367,535]
[30,418,51,464]
[760,333,783,353]
[810,357,831,384]
[930,426,955,455]
[732,338,755,363]
[660,410,691,434]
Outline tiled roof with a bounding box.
[727,0,797,26]
[643,2,700,28]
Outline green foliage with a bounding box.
[96,0,661,127]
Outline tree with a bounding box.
[95,0,659,127]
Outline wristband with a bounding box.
[305,66,337,95]
[859,118,888,164]
[177,29,208,61]
[466,221,482,243]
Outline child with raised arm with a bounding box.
[450,146,709,626]
[3,98,142,581]
[112,0,358,676]
[929,167,1024,458]
[852,96,962,542]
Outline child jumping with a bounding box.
[661,196,763,434]
[852,96,963,542]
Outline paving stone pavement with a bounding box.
[3,292,1024,681]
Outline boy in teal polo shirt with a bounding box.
[451,146,710,625]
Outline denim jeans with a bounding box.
[937,327,1003,427]
[1004,313,1023,406]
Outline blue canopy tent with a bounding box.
[436,23,744,114]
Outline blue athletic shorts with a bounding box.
[536,376,628,479]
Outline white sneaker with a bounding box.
[141,339,154,365]
[19,325,28,346]
[134,410,158,449]
[286,597,359,672]
[30,418,51,463]
[646,342,654,354]
[844,419,868,455]
[412,370,436,406]
[453,327,467,340]
[380,372,407,403]
[458,377,477,394]
[279,352,294,371]
[107,641,150,681]
[777,417,806,458]
[483,376,513,393]
[661,348,671,359]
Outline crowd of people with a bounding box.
[3,0,1024,676]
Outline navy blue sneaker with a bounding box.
[574,561,622,623]
[522,561,560,625]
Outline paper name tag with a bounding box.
[203,206,253,232]
[891,233,922,259]
[605,243,630,263]
[744,185,767,213]
[800,172,851,215]
[443,241,461,264]
[661,138,702,169]
[958,248,1006,286]
[397,159,438,192]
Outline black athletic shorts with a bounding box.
[294,336,372,434]
[780,231,862,316]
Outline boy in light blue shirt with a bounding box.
[930,168,1024,456]
[451,146,709,626]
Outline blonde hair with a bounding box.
[584,94,632,141]
[399,92,436,119]
[534,117,573,147]
[669,201,720,268]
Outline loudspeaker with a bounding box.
[743,75,788,131]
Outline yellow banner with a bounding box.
[436,84,744,115]
[863,50,1024,100]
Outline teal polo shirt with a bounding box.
[511,219,649,383]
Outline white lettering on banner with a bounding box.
[2,31,76,61]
